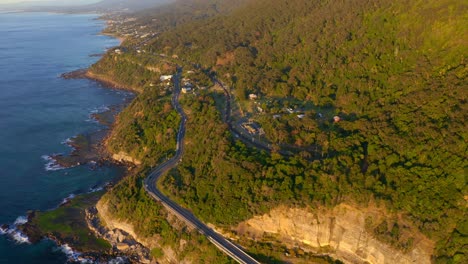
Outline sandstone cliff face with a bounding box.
[96,200,159,248]
[112,151,142,165]
[95,200,192,264]
[235,204,434,264]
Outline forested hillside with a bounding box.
[95,0,467,262]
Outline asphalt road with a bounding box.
[143,70,260,264]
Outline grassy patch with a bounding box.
[30,191,111,252]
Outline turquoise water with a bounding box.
[0,13,127,263]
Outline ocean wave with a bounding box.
[0,216,31,244]
[61,138,73,145]
[85,117,100,124]
[86,105,111,123]
[57,244,93,264]
[89,185,104,193]
[42,154,67,171]
[90,105,110,114]
[58,244,128,264]
[10,230,30,244]
[59,194,76,206]
[13,216,28,225]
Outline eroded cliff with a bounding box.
[234,204,434,264]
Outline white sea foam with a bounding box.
[10,230,30,244]
[89,186,104,193]
[90,105,110,114]
[85,117,100,123]
[87,105,111,123]
[13,216,28,225]
[60,194,76,206]
[60,244,81,261]
[58,244,95,264]
[42,154,66,171]
[61,138,73,145]
[0,216,31,244]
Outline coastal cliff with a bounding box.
[112,151,142,165]
[235,204,434,264]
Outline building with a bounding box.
[181,87,192,93]
[160,75,173,82]
[249,94,258,100]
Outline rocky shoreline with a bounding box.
[16,192,145,264]
[50,69,135,170]
[85,206,151,263]
[13,67,147,263]
[62,69,139,92]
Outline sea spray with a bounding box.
[0,216,31,244]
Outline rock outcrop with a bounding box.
[112,151,142,165]
[235,204,434,264]
[94,200,194,264]
[86,205,151,263]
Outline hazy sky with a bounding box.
[0,0,100,4]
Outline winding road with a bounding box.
[143,69,260,264]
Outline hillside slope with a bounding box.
[94,0,467,262]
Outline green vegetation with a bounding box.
[92,0,467,262]
[242,239,344,264]
[107,89,180,165]
[89,51,175,92]
[101,166,235,263]
[98,84,234,262]
[29,192,111,252]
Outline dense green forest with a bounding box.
[94,0,467,262]
[106,89,180,165]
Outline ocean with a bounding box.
[0,12,127,263]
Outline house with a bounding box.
[181,87,192,93]
[333,116,341,122]
[297,114,305,119]
[114,49,122,54]
[249,94,258,100]
[160,75,173,82]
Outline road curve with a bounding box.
[143,69,260,264]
